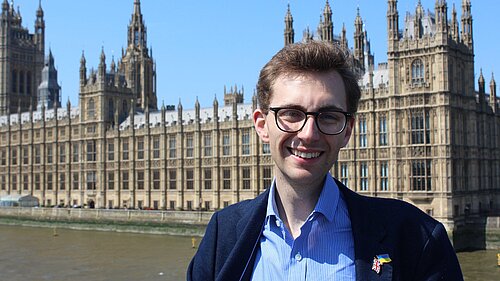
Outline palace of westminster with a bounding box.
[0,0,498,231]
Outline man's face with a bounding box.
[254,71,354,188]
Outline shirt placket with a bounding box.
[287,221,312,281]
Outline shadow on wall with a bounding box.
[453,215,500,251]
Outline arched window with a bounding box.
[411,59,425,84]
[88,98,95,119]
[11,70,17,93]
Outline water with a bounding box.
[0,224,498,280]
[0,225,197,281]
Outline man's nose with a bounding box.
[297,116,320,141]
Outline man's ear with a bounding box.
[341,117,355,147]
[253,109,269,143]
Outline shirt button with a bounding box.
[275,220,281,227]
[295,252,302,261]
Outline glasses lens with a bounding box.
[276,109,305,132]
[317,112,346,134]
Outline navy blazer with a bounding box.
[187,179,463,281]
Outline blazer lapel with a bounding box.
[337,181,393,281]
[216,190,269,281]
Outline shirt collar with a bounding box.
[265,173,340,223]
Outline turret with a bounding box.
[451,4,460,42]
[414,1,424,38]
[478,69,485,94]
[354,8,365,65]
[128,0,147,50]
[34,0,44,52]
[284,4,294,46]
[302,26,313,43]
[490,73,497,113]
[213,95,219,123]
[461,0,473,49]
[80,51,87,86]
[340,23,348,50]
[195,97,200,123]
[98,47,106,78]
[177,99,183,125]
[37,49,61,110]
[478,69,485,104]
[364,31,374,70]
[435,0,448,40]
[320,0,333,42]
[387,0,399,44]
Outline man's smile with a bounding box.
[288,148,322,159]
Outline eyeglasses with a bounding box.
[269,107,353,135]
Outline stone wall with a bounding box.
[0,207,213,226]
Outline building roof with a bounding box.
[119,103,254,130]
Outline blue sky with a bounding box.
[12,0,499,109]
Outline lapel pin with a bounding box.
[372,254,392,274]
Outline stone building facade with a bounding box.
[0,0,498,231]
[0,0,45,115]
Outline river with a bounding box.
[0,225,498,280]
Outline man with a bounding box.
[187,41,463,281]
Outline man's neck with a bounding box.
[274,174,325,239]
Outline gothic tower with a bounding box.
[353,8,365,70]
[0,0,45,115]
[320,0,333,42]
[284,4,294,46]
[119,0,157,111]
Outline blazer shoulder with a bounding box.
[215,190,269,219]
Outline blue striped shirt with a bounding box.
[251,174,355,280]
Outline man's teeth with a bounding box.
[291,149,321,159]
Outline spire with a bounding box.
[36,0,43,17]
[213,94,218,107]
[98,47,106,77]
[491,73,497,112]
[134,0,141,15]
[34,0,44,52]
[321,0,333,42]
[340,23,348,50]
[48,48,54,65]
[302,26,313,43]
[354,7,365,64]
[478,69,485,94]
[414,0,424,38]
[461,0,473,48]
[128,0,147,49]
[387,0,399,43]
[435,0,448,34]
[284,4,294,46]
[37,50,60,110]
[80,51,87,86]
[451,3,459,41]
[110,56,116,73]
